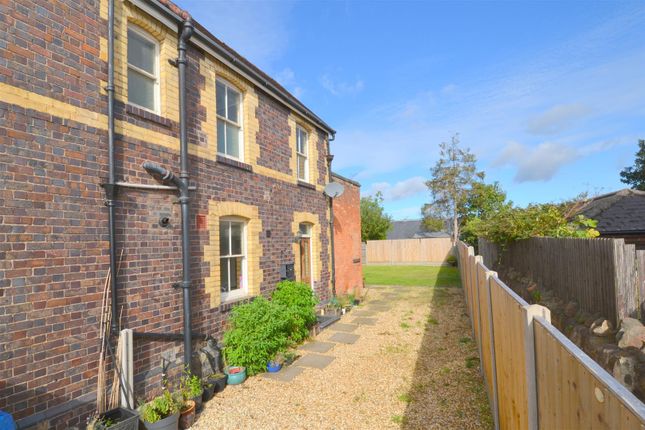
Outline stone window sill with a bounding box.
[217,155,253,172]
[126,103,173,128]
[297,180,316,190]
[219,295,256,312]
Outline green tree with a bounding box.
[425,134,482,242]
[620,139,645,190]
[460,181,508,245]
[420,204,445,232]
[360,192,392,241]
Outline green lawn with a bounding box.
[363,265,461,287]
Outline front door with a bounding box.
[300,237,311,285]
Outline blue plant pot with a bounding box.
[225,366,247,385]
[267,361,282,373]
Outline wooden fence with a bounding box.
[365,238,453,264]
[479,237,644,324]
[458,241,645,429]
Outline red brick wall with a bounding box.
[332,175,363,296]
[0,1,332,428]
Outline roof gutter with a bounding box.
[132,0,336,136]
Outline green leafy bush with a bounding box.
[223,281,318,375]
[271,280,318,343]
[223,297,291,376]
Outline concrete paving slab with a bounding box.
[329,323,358,332]
[352,310,378,317]
[329,332,360,344]
[351,317,377,326]
[294,353,335,370]
[298,341,335,354]
[261,365,304,382]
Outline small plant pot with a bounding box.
[95,407,139,430]
[202,383,215,402]
[266,361,282,373]
[179,400,195,430]
[224,366,247,385]
[142,412,179,430]
[353,299,361,306]
[207,374,228,394]
[192,393,203,412]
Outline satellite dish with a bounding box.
[323,182,345,198]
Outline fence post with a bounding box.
[474,255,484,372]
[523,304,551,430]
[487,272,500,430]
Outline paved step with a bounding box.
[294,353,335,370]
[351,317,377,326]
[298,341,335,354]
[329,332,360,344]
[261,365,304,382]
[329,323,358,333]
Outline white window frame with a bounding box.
[220,217,248,302]
[127,24,160,114]
[216,78,244,161]
[296,126,309,182]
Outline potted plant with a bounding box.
[446,255,458,267]
[201,378,215,403]
[139,391,181,430]
[180,372,203,412]
[88,408,139,430]
[206,372,227,394]
[266,353,283,373]
[178,399,196,430]
[224,366,246,385]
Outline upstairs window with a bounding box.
[127,26,159,113]
[216,80,243,160]
[296,126,309,182]
[220,218,247,301]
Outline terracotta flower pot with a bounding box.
[179,400,196,429]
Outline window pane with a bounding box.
[220,258,229,293]
[219,222,229,255]
[297,154,306,180]
[227,88,240,123]
[299,223,310,236]
[231,222,242,255]
[229,257,240,291]
[226,125,240,158]
[128,69,155,110]
[216,81,226,117]
[300,131,308,154]
[128,29,155,74]
[217,119,226,154]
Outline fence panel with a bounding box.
[534,317,645,429]
[489,276,531,430]
[476,263,495,405]
[365,238,453,264]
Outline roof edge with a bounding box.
[331,171,361,187]
[138,0,336,135]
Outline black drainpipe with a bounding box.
[326,133,337,297]
[102,0,119,333]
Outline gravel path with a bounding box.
[192,285,492,429]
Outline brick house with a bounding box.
[0,0,342,428]
[331,173,363,296]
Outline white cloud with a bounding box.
[275,67,305,99]
[320,74,365,96]
[367,176,427,201]
[493,140,620,183]
[388,206,423,220]
[526,103,592,135]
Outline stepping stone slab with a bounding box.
[294,353,335,369]
[352,317,377,326]
[352,310,377,317]
[298,341,335,354]
[366,306,390,312]
[329,332,360,344]
[261,365,304,382]
[330,323,358,332]
[368,300,387,305]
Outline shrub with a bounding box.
[271,281,318,343]
[223,297,291,376]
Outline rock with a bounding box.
[617,318,645,349]
[564,301,578,318]
[597,344,622,370]
[590,318,614,337]
[613,350,641,392]
[570,325,590,349]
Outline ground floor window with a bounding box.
[220,218,247,301]
[299,223,313,287]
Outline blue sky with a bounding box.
[178,0,645,220]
